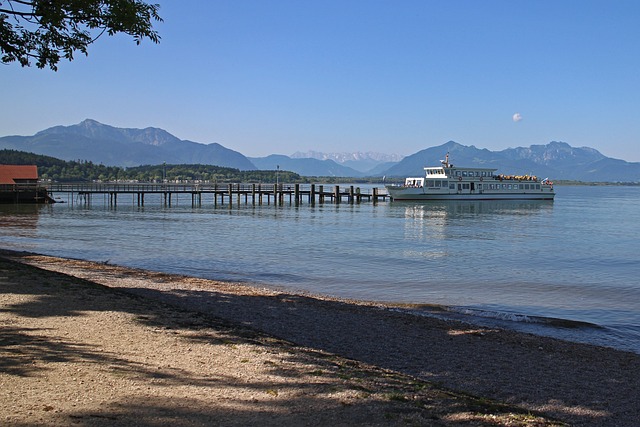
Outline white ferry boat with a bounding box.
[386,153,555,201]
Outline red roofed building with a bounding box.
[0,165,39,185]
[0,165,53,203]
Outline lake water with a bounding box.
[1,185,639,354]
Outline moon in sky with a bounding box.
[512,113,523,122]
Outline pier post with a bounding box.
[334,185,340,204]
[310,184,316,204]
[273,183,277,205]
[252,184,256,204]
[372,187,378,204]
[319,185,324,203]
[192,192,201,207]
[294,183,300,205]
[349,186,354,204]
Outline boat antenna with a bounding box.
[440,152,451,168]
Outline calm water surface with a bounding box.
[1,185,639,353]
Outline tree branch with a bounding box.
[0,9,37,17]
[1,0,162,70]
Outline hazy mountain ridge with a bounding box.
[291,150,403,173]
[4,119,256,170]
[249,155,365,177]
[38,119,184,148]
[1,120,638,181]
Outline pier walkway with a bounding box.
[46,183,389,206]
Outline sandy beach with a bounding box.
[2,249,639,426]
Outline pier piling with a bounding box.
[46,183,389,207]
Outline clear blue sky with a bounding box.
[2,0,640,161]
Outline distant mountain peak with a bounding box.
[79,118,101,127]
[3,120,256,170]
[37,119,180,147]
[290,150,403,162]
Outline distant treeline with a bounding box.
[1,149,390,184]
[0,149,302,183]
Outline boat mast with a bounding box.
[441,152,451,168]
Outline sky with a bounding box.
[2,0,640,161]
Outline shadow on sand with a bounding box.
[2,252,637,426]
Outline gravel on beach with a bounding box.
[2,250,639,426]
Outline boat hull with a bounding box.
[386,187,555,201]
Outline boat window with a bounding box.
[475,172,480,177]
[525,184,530,190]
[455,171,461,177]
[536,184,540,190]
[502,184,507,190]
[435,181,441,187]
[482,171,487,177]
[449,183,456,190]
[441,180,447,187]
[520,184,524,190]
[426,180,435,187]
[462,171,468,177]
[463,183,470,190]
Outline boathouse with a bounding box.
[0,165,53,203]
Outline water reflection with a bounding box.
[0,204,49,244]
[399,199,554,219]
[0,204,48,228]
[396,200,554,260]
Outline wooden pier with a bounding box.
[46,183,389,207]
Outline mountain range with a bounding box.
[0,119,255,170]
[290,151,403,173]
[1,119,638,182]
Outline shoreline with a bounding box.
[2,249,640,426]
